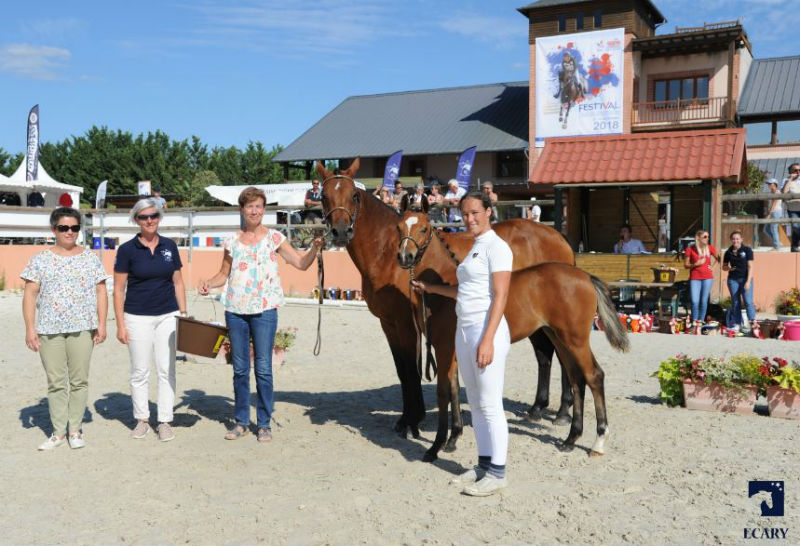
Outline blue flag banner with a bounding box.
[455,146,477,191]
[382,150,403,191]
[26,105,40,182]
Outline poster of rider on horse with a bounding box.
[534,28,624,146]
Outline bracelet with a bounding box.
[179,311,188,317]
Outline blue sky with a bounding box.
[0,0,796,154]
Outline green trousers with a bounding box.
[39,331,94,436]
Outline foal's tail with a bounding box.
[590,275,630,353]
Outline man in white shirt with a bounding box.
[613,224,647,254]
[444,179,466,231]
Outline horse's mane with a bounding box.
[360,188,400,218]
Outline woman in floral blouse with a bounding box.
[200,186,322,442]
[22,207,108,450]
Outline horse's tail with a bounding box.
[590,274,630,353]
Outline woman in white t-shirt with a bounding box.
[412,191,512,497]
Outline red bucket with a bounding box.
[784,321,800,341]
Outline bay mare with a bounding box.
[318,159,575,461]
[397,208,630,454]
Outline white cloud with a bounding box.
[0,44,71,80]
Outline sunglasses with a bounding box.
[136,213,161,221]
[56,225,81,233]
[792,169,800,174]
[700,235,709,239]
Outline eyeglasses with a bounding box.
[700,235,709,239]
[55,225,80,233]
[792,169,800,174]
[136,213,161,221]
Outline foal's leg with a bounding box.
[586,353,609,457]
[526,331,574,425]
[444,358,462,453]
[381,320,423,439]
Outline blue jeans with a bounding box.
[788,210,800,249]
[689,279,713,322]
[225,309,278,429]
[726,278,756,327]
[761,211,782,249]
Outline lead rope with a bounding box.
[408,266,436,381]
[313,246,324,356]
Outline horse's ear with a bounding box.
[421,194,429,214]
[316,161,332,180]
[400,193,410,213]
[343,157,361,178]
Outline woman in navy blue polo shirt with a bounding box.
[113,198,187,442]
[722,230,756,333]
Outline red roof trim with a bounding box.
[530,128,747,185]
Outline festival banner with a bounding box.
[95,180,108,209]
[382,150,402,192]
[534,28,624,147]
[26,105,40,181]
[455,146,477,191]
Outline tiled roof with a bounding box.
[273,82,529,162]
[739,56,800,119]
[531,128,747,185]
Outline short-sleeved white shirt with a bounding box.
[614,238,647,254]
[456,229,513,325]
[445,187,466,222]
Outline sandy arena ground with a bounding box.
[1,290,798,545]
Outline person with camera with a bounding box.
[613,224,646,254]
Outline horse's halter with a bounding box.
[321,174,360,236]
[398,227,433,270]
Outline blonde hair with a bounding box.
[695,230,710,257]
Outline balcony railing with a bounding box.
[632,96,734,126]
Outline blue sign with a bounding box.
[382,150,403,191]
[455,146,476,192]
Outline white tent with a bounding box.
[1,160,83,207]
[205,180,366,207]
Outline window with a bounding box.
[653,75,709,105]
[576,13,584,30]
[594,10,602,27]
[558,15,566,32]
[496,151,527,179]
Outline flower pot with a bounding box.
[782,320,800,341]
[766,386,800,420]
[272,347,286,367]
[681,379,757,414]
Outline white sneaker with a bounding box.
[131,421,151,439]
[451,466,486,485]
[38,435,66,451]
[462,474,508,497]
[68,433,86,449]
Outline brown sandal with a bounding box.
[224,425,249,440]
[256,428,272,443]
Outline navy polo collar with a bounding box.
[133,234,164,249]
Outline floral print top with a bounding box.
[20,249,109,335]
[221,229,287,314]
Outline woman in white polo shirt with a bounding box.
[412,191,512,497]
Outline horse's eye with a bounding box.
[421,227,427,233]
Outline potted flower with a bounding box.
[775,287,800,322]
[272,327,298,366]
[761,357,800,419]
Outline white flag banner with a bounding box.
[535,28,624,147]
[138,181,152,196]
[95,180,108,208]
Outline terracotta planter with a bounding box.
[681,379,757,414]
[766,386,800,420]
[272,348,286,367]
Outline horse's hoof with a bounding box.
[422,449,438,463]
[525,407,545,421]
[558,442,575,452]
[396,426,409,439]
[393,420,405,433]
[553,414,572,427]
[410,426,421,439]
[589,450,604,458]
[443,439,458,453]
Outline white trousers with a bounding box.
[455,316,510,466]
[124,312,177,423]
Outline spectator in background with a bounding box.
[762,178,783,251]
[408,183,426,211]
[722,230,756,333]
[684,229,720,327]
[152,187,167,209]
[526,198,542,222]
[428,182,446,224]
[303,179,323,223]
[481,181,499,222]
[393,181,407,210]
[613,224,647,254]
[782,163,800,252]
[27,191,45,207]
[58,193,73,207]
[444,179,466,231]
[378,186,395,209]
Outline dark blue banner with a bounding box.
[382,150,402,191]
[455,146,477,191]
[26,105,39,182]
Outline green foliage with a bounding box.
[177,170,222,207]
[653,354,693,407]
[273,327,298,350]
[745,161,767,194]
[775,288,800,316]
[0,270,5,291]
[0,148,25,176]
[775,365,800,393]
